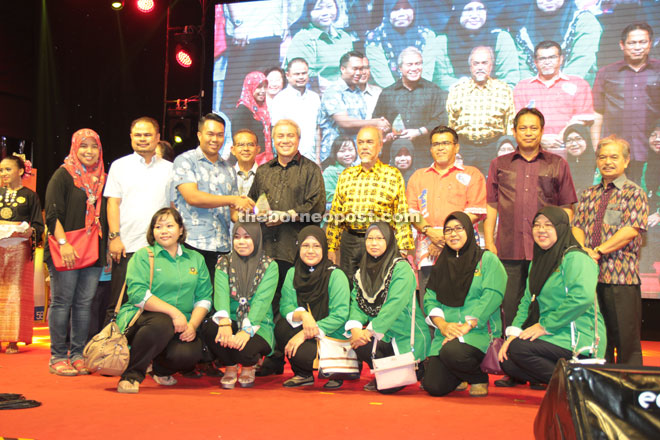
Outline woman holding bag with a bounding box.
[421,212,506,397]
[201,222,278,389]
[44,128,107,376]
[347,222,430,393]
[116,207,212,394]
[275,226,350,389]
[498,206,606,387]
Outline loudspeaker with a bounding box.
[535,359,660,439]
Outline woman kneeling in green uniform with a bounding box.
[201,222,278,389]
[347,222,430,394]
[422,212,506,397]
[498,206,606,387]
[116,208,212,394]
[275,226,350,389]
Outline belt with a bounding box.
[346,228,366,237]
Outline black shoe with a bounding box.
[255,361,284,377]
[283,375,314,387]
[181,368,203,378]
[323,379,343,389]
[363,379,377,392]
[529,382,547,391]
[198,362,224,377]
[494,375,521,387]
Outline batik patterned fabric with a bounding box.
[573,175,649,284]
[326,161,413,251]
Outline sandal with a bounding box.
[6,342,19,354]
[238,365,256,388]
[49,360,78,376]
[221,365,238,389]
[72,359,90,375]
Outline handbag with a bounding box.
[48,223,100,271]
[83,249,154,376]
[371,286,419,390]
[480,321,505,375]
[316,336,360,380]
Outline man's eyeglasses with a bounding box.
[536,55,559,63]
[431,141,456,149]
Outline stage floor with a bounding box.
[2,327,660,439]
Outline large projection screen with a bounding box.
[208,0,660,298]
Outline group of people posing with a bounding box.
[1,93,647,398]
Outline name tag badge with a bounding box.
[456,173,471,186]
[562,82,578,96]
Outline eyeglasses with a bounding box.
[431,141,456,149]
[536,55,559,63]
[443,225,465,236]
[532,223,554,231]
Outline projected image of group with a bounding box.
[210,0,660,296]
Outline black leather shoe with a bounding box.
[198,362,224,377]
[255,361,284,377]
[494,375,521,387]
[283,375,314,387]
[529,382,548,391]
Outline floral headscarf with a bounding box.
[61,128,106,235]
[237,71,273,163]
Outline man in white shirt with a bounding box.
[103,116,173,323]
[269,58,321,162]
[358,56,382,119]
[231,129,260,197]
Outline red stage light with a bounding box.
[175,49,193,68]
[136,0,155,13]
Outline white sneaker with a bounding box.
[152,374,177,386]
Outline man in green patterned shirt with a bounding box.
[326,126,415,286]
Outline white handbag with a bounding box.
[371,287,419,390]
[316,336,360,380]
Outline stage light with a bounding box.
[175,46,193,68]
[173,134,183,144]
[136,0,155,13]
[111,1,124,10]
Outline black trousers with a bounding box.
[422,339,487,397]
[104,252,134,325]
[457,137,497,177]
[354,339,424,394]
[122,311,203,383]
[339,230,365,290]
[501,260,530,334]
[88,280,112,340]
[261,259,293,371]
[200,319,270,367]
[501,337,573,384]
[274,318,317,377]
[597,283,643,365]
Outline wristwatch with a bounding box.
[594,246,604,256]
[58,238,67,246]
[108,231,120,240]
[422,225,431,234]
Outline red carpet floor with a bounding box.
[2,327,660,440]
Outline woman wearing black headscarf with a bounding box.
[275,226,350,388]
[498,206,606,387]
[421,212,506,397]
[347,222,430,393]
[365,0,452,89]
[445,0,519,87]
[202,222,278,389]
[515,0,602,85]
[563,124,598,195]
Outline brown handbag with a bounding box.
[83,249,154,376]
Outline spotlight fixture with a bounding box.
[136,0,155,13]
[175,46,193,68]
[110,1,124,10]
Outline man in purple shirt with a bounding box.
[592,22,660,184]
[485,108,577,387]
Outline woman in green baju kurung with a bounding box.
[499,206,606,386]
[421,212,506,397]
[201,222,278,389]
[275,226,350,389]
[347,222,430,394]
